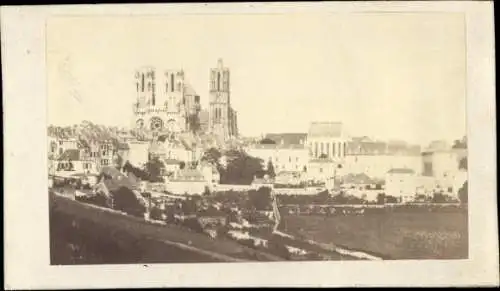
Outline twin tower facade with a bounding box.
[132,59,238,140]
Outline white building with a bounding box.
[306,122,348,160]
[127,141,150,168]
[307,158,340,190]
[165,169,207,195]
[343,154,422,180]
[149,137,202,166]
[385,168,418,203]
[421,148,467,198]
[246,143,309,173]
[56,149,98,174]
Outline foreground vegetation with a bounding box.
[281,206,468,260]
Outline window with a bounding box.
[326,143,330,156]
[289,156,291,163]
[171,74,174,92]
[141,74,145,92]
[217,72,221,91]
[59,148,63,155]
[59,141,63,146]
[319,168,323,173]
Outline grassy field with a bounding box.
[280,208,468,260]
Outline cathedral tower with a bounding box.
[209,59,237,140]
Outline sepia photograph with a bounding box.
[46,10,470,264]
[3,2,498,288]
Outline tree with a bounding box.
[247,187,272,211]
[187,114,201,134]
[432,192,447,203]
[376,193,385,205]
[260,138,276,144]
[123,161,149,180]
[179,161,186,170]
[458,180,468,203]
[313,190,330,204]
[220,150,265,185]
[145,157,165,182]
[201,147,222,166]
[114,153,124,171]
[318,153,328,159]
[385,195,399,204]
[459,157,468,171]
[267,160,276,178]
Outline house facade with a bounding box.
[385,168,418,203]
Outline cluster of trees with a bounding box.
[122,158,166,183]
[247,187,272,211]
[201,148,268,185]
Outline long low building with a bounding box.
[342,154,423,180]
[245,143,309,173]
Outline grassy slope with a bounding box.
[50,192,283,263]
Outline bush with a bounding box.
[239,238,256,248]
[458,181,468,204]
[182,218,204,233]
[247,187,272,211]
[267,241,290,260]
[149,207,164,220]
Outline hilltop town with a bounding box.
[48,58,469,262]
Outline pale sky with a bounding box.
[47,13,466,146]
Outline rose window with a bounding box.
[150,117,164,131]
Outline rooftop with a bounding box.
[183,82,198,96]
[58,149,80,161]
[309,158,336,164]
[249,144,306,150]
[264,133,307,146]
[308,122,343,138]
[172,169,205,181]
[387,168,416,175]
[99,166,139,192]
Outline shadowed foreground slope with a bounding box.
[49,192,282,264]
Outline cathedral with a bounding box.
[132,59,238,141]
[132,67,201,137]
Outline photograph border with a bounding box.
[2,2,498,288]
